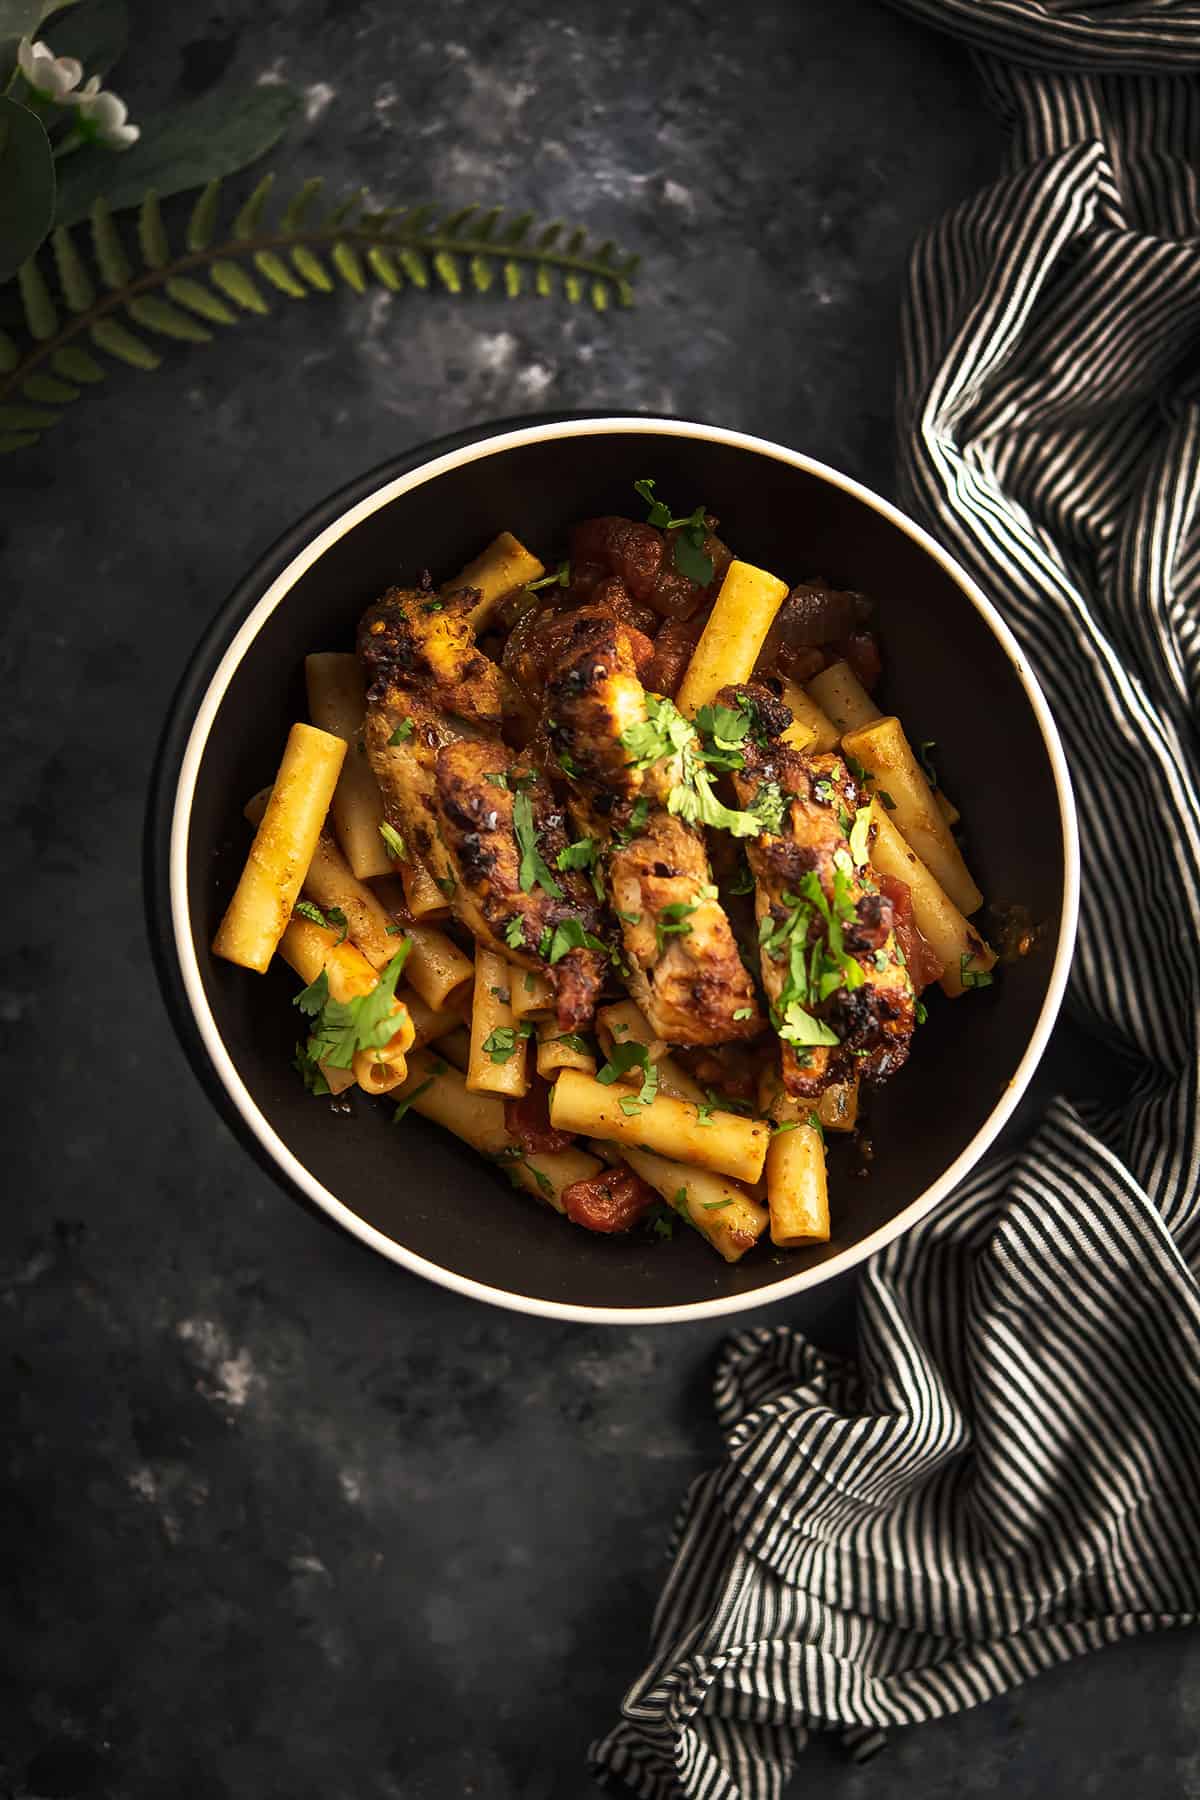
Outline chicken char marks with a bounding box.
[544,612,762,1046]
[358,578,605,1031]
[723,682,914,1098]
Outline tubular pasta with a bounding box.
[675,559,790,718]
[548,1069,768,1184]
[467,947,529,1097]
[304,653,393,880]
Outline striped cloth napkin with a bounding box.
[591,3,1200,1795]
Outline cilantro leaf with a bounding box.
[379,822,406,861]
[655,898,699,955]
[778,1004,841,1049]
[482,1026,519,1064]
[701,1197,733,1210]
[597,1040,659,1110]
[293,899,330,930]
[545,918,609,964]
[557,834,605,900]
[388,718,415,744]
[325,905,349,945]
[513,790,564,899]
[749,780,786,836]
[505,915,526,950]
[292,1042,330,1096]
[960,954,994,990]
[296,944,412,1071]
[525,560,571,592]
[294,969,329,1018]
[848,806,873,868]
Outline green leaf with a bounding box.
[186,177,222,252]
[535,264,552,298]
[291,245,333,291]
[327,187,365,227]
[0,401,57,428]
[127,295,213,343]
[0,329,18,372]
[591,279,610,312]
[0,430,40,451]
[432,250,462,293]
[281,177,323,229]
[17,256,56,338]
[503,259,522,298]
[89,317,160,369]
[366,245,402,290]
[138,190,169,269]
[90,198,130,288]
[0,97,55,284]
[22,371,77,401]
[469,253,494,293]
[51,224,94,312]
[254,249,307,297]
[564,272,583,303]
[52,344,104,382]
[209,259,269,314]
[49,0,128,78]
[537,222,562,249]
[503,211,533,244]
[332,241,366,292]
[54,85,303,228]
[165,276,237,325]
[232,172,275,240]
[398,246,429,289]
[440,205,477,235]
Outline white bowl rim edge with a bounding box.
[169,415,1081,1326]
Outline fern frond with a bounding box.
[0,175,641,450]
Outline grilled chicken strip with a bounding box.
[543,612,762,1045]
[358,579,606,1030]
[432,737,605,1031]
[722,682,914,1098]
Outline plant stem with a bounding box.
[0,220,633,405]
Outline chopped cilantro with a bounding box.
[435,873,457,900]
[485,771,510,790]
[844,752,870,785]
[702,1197,733,1210]
[392,1077,434,1122]
[770,1118,801,1135]
[596,1041,659,1110]
[513,790,564,899]
[878,790,897,810]
[293,899,330,930]
[960,954,994,990]
[385,922,403,936]
[807,1110,826,1142]
[616,908,642,926]
[732,1006,754,1021]
[523,971,536,992]
[694,701,752,771]
[915,999,928,1024]
[482,1026,520,1064]
[505,915,526,951]
[655,897,699,956]
[525,560,570,592]
[557,835,605,900]
[729,859,755,896]
[671,1185,689,1212]
[750,781,786,836]
[836,803,853,837]
[293,943,413,1071]
[388,718,415,744]
[632,479,715,586]
[644,1201,676,1240]
[554,1033,591,1055]
[812,777,835,806]
[558,749,580,777]
[378,822,406,861]
[292,1042,330,1096]
[695,1103,714,1127]
[421,597,444,614]
[545,918,608,964]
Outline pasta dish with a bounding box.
[212,482,995,1259]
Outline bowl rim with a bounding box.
[164,414,1080,1325]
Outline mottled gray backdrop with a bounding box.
[3,2,1196,1796]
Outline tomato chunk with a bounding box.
[562,1167,658,1233]
[877,872,944,995]
[504,1077,575,1156]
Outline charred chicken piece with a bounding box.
[432,737,605,1032]
[358,579,606,1030]
[721,682,914,1098]
[358,579,504,888]
[543,613,762,1045]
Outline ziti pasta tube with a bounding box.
[594,1002,706,1103]
[467,947,529,1097]
[844,716,982,916]
[612,1144,769,1263]
[758,1074,830,1246]
[675,559,790,718]
[304,654,393,880]
[213,723,345,973]
[512,966,555,1021]
[536,1020,597,1079]
[392,1049,599,1210]
[445,531,545,628]
[867,801,996,997]
[401,922,474,1013]
[779,679,839,753]
[805,659,882,738]
[549,1069,768,1184]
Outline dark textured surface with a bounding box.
[3,2,1193,1796]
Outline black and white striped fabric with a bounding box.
[591,4,1200,1795]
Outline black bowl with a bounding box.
[146,416,1078,1323]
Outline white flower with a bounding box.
[17,35,84,101]
[66,75,140,149]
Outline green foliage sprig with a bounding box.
[0,175,640,450]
